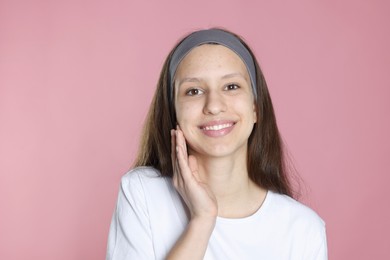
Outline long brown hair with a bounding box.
[134,29,295,197]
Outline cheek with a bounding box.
[175,103,194,126]
[236,99,257,121]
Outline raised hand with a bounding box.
[171,126,218,220]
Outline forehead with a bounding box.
[175,44,247,76]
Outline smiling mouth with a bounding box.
[200,123,235,131]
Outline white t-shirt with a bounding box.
[106,167,327,260]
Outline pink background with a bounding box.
[1,0,389,259]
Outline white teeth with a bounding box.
[203,123,233,131]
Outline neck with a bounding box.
[196,155,248,195]
[192,153,266,218]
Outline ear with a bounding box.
[253,102,257,123]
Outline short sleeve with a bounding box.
[106,173,155,260]
[304,221,328,260]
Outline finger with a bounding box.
[188,155,201,182]
[170,129,176,167]
[171,130,179,182]
[174,151,185,188]
[176,127,188,164]
[177,125,188,157]
[176,146,185,176]
[171,129,185,189]
[176,145,193,184]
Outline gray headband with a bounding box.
[168,29,257,103]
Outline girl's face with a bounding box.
[174,44,257,159]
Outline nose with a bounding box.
[203,91,227,115]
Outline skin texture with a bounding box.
[167,44,266,260]
[174,44,257,162]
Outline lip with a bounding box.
[198,120,236,137]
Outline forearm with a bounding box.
[166,217,216,260]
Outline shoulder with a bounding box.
[121,166,161,181]
[266,191,325,231]
[119,166,175,201]
[120,166,163,189]
[264,191,328,258]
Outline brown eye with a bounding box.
[186,88,204,96]
[226,84,239,90]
